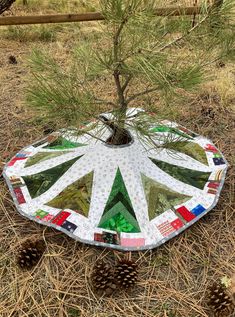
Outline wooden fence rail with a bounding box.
[0,6,207,26]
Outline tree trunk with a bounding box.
[100,116,132,146]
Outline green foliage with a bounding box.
[27,50,102,127]
[17,0,85,13]
[4,25,56,42]
[27,0,235,144]
[68,308,81,317]
[100,0,155,22]
[186,0,235,62]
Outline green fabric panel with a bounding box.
[25,151,70,167]
[104,192,136,219]
[98,168,141,233]
[142,174,191,220]
[151,126,193,139]
[103,168,133,212]
[44,137,86,150]
[23,156,82,198]
[150,158,210,190]
[98,201,140,232]
[47,172,93,216]
[99,212,139,233]
[164,141,208,165]
[151,125,172,133]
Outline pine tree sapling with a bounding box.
[27,0,235,146]
[2,0,232,250]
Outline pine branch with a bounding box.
[158,14,209,52]
[141,13,210,54]
[121,74,133,93]
[93,97,117,107]
[126,86,159,104]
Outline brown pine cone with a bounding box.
[17,240,46,270]
[114,259,138,289]
[91,261,116,295]
[208,282,234,316]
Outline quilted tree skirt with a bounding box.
[3,109,228,251]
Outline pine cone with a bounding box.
[8,55,17,65]
[17,240,46,269]
[115,259,138,289]
[91,261,116,295]
[208,282,234,316]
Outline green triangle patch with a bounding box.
[142,174,191,220]
[150,158,210,190]
[164,141,208,165]
[151,125,193,139]
[44,137,86,150]
[47,172,93,217]
[98,168,140,233]
[23,156,83,198]
[98,202,140,233]
[25,151,71,168]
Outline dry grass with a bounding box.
[0,1,235,317]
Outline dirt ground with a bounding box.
[0,1,235,317]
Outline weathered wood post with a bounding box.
[0,6,207,26]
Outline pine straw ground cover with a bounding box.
[0,1,235,317]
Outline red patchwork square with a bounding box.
[43,214,55,222]
[207,182,220,189]
[8,158,18,167]
[8,157,26,167]
[171,218,184,230]
[205,144,218,153]
[94,233,104,242]
[13,188,26,204]
[176,206,196,222]
[52,211,70,226]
